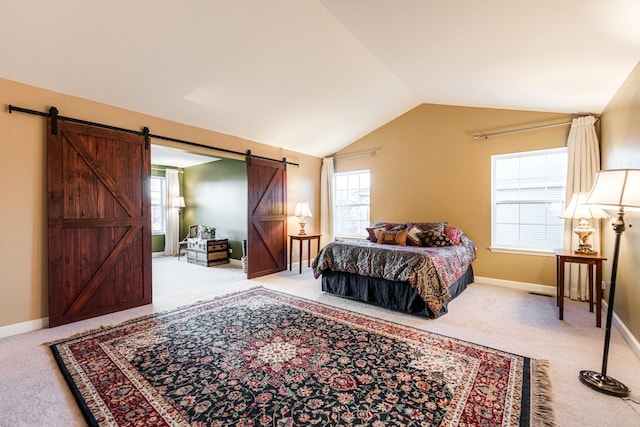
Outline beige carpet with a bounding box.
[0,256,639,426]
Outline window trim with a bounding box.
[333,169,371,239]
[490,147,567,254]
[150,175,166,235]
[488,246,556,257]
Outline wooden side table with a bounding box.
[554,249,606,327]
[289,234,322,274]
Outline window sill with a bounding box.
[489,247,556,257]
[335,236,367,241]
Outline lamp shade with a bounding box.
[560,192,609,220]
[584,169,640,210]
[294,202,312,217]
[174,196,186,208]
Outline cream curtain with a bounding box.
[320,157,334,247]
[164,169,181,256]
[564,116,601,300]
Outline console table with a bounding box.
[289,234,321,274]
[554,249,606,327]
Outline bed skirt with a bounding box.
[321,265,474,317]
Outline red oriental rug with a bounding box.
[50,287,555,426]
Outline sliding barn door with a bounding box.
[47,120,151,327]
[247,157,287,279]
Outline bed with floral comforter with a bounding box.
[312,227,476,317]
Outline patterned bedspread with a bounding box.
[312,235,476,314]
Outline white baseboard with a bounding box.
[0,317,49,339]
[474,276,556,296]
[602,300,640,361]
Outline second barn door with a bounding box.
[246,157,287,279]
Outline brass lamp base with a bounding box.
[579,370,630,397]
[574,220,595,254]
[575,244,598,255]
[298,221,307,235]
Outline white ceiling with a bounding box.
[1,1,639,158]
[151,144,219,168]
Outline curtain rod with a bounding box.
[473,121,572,140]
[335,150,376,159]
[7,105,299,167]
[151,166,184,173]
[472,115,599,140]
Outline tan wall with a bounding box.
[0,77,321,328]
[334,103,577,286]
[599,61,640,341]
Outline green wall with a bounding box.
[182,158,247,260]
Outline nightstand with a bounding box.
[554,249,606,327]
[289,234,322,274]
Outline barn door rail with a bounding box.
[8,105,299,167]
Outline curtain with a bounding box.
[564,115,601,300]
[320,157,334,247]
[164,169,181,256]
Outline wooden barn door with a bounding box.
[47,120,151,327]
[247,157,287,279]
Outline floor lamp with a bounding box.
[581,169,640,397]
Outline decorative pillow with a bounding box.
[411,222,446,233]
[388,224,407,231]
[406,224,425,246]
[372,222,406,231]
[418,229,454,247]
[377,230,408,246]
[444,226,463,245]
[366,225,388,242]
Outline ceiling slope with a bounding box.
[1,0,638,157]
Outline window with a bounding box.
[150,176,166,234]
[334,170,370,238]
[491,147,567,253]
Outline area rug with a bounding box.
[50,287,555,426]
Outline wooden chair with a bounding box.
[177,225,198,260]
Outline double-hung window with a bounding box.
[334,170,370,238]
[491,147,567,254]
[150,176,166,234]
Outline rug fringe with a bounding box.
[530,359,556,427]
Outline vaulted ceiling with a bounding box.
[1,1,639,157]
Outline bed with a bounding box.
[311,222,476,317]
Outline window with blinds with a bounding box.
[491,147,567,253]
[150,175,166,234]
[334,170,370,238]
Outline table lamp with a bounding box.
[293,202,312,235]
[560,192,609,254]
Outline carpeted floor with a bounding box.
[1,256,640,426]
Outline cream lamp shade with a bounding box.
[293,202,312,235]
[560,192,609,254]
[584,169,640,210]
[174,196,186,208]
